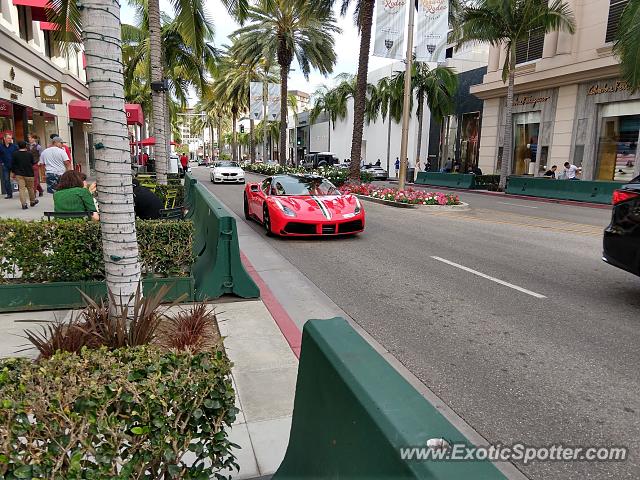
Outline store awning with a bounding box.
[130,137,178,147]
[68,100,144,125]
[0,99,13,118]
[12,0,48,22]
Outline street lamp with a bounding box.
[398,2,416,191]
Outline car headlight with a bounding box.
[275,199,296,217]
[354,197,362,215]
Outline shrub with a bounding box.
[0,220,194,283]
[474,174,501,191]
[0,346,238,479]
[160,302,220,352]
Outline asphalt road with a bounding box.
[194,168,639,480]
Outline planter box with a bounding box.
[355,194,416,209]
[0,277,195,313]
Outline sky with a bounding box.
[120,0,395,103]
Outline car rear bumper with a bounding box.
[603,230,639,276]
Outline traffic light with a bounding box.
[240,125,245,133]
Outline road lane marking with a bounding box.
[498,202,539,209]
[430,256,547,299]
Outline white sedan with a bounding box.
[210,161,245,184]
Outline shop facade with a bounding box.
[471,0,640,182]
[1,2,89,169]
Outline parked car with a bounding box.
[603,175,640,277]
[243,174,365,236]
[301,152,339,169]
[210,161,245,184]
[362,164,388,180]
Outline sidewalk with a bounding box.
[0,189,53,220]
[0,299,296,479]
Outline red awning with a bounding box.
[130,137,178,147]
[0,100,13,118]
[68,100,144,125]
[125,103,143,125]
[13,0,49,22]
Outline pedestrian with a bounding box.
[180,152,189,170]
[443,157,452,173]
[375,159,381,167]
[132,179,164,220]
[41,136,72,193]
[416,158,421,171]
[0,132,17,198]
[544,165,557,178]
[395,157,400,177]
[27,134,44,197]
[425,159,431,172]
[563,162,580,180]
[10,141,38,209]
[49,133,72,167]
[53,170,98,220]
[453,159,461,173]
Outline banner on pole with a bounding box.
[267,83,281,121]
[250,82,263,121]
[415,0,449,63]
[373,0,407,60]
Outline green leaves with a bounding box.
[0,347,238,478]
[0,219,194,283]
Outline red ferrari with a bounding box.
[243,174,365,236]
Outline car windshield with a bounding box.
[271,176,339,196]
[216,161,239,168]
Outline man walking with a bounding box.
[563,162,581,180]
[40,136,71,193]
[28,134,44,196]
[395,157,400,178]
[49,133,72,166]
[0,132,17,199]
[10,141,37,209]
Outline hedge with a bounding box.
[0,219,194,283]
[474,174,501,191]
[243,163,374,186]
[0,346,238,479]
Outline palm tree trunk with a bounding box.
[349,0,375,181]
[386,110,392,174]
[209,124,214,160]
[81,0,140,311]
[328,119,331,152]
[147,0,167,184]
[217,116,223,160]
[250,118,255,163]
[416,92,424,170]
[279,64,289,166]
[500,51,516,191]
[231,112,238,162]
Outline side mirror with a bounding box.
[250,185,259,192]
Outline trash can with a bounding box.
[406,167,415,184]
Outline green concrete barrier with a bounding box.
[506,176,619,204]
[274,318,507,479]
[186,174,259,299]
[415,172,476,189]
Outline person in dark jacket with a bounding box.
[0,132,17,199]
[10,141,37,209]
[132,179,163,219]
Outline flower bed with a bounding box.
[341,183,460,206]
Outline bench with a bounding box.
[44,211,93,221]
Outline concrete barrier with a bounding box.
[506,176,619,204]
[415,172,476,189]
[185,174,259,299]
[274,318,507,479]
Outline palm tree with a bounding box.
[309,82,350,151]
[412,63,458,169]
[454,0,575,189]
[614,0,640,90]
[232,0,339,165]
[49,0,140,309]
[128,0,215,183]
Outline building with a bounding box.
[288,90,310,113]
[0,0,90,170]
[176,109,205,159]
[471,0,640,181]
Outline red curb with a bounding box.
[240,251,302,359]
[387,180,613,210]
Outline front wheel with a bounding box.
[263,204,272,236]
[244,194,251,220]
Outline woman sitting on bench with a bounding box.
[53,171,99,221]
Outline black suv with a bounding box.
[301,152,339,169]
[603,175,640,277]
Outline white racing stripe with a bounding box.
[431,256,547,299]
[311,195,332,220]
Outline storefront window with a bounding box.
[439,115,457,169]
[513,111,540,176]
[460,112,480,172]
[596,101,640,181]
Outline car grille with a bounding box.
[322,225,336,235]
[284,222,317,235]
[222,173,237,177]
[338,220,364,233]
